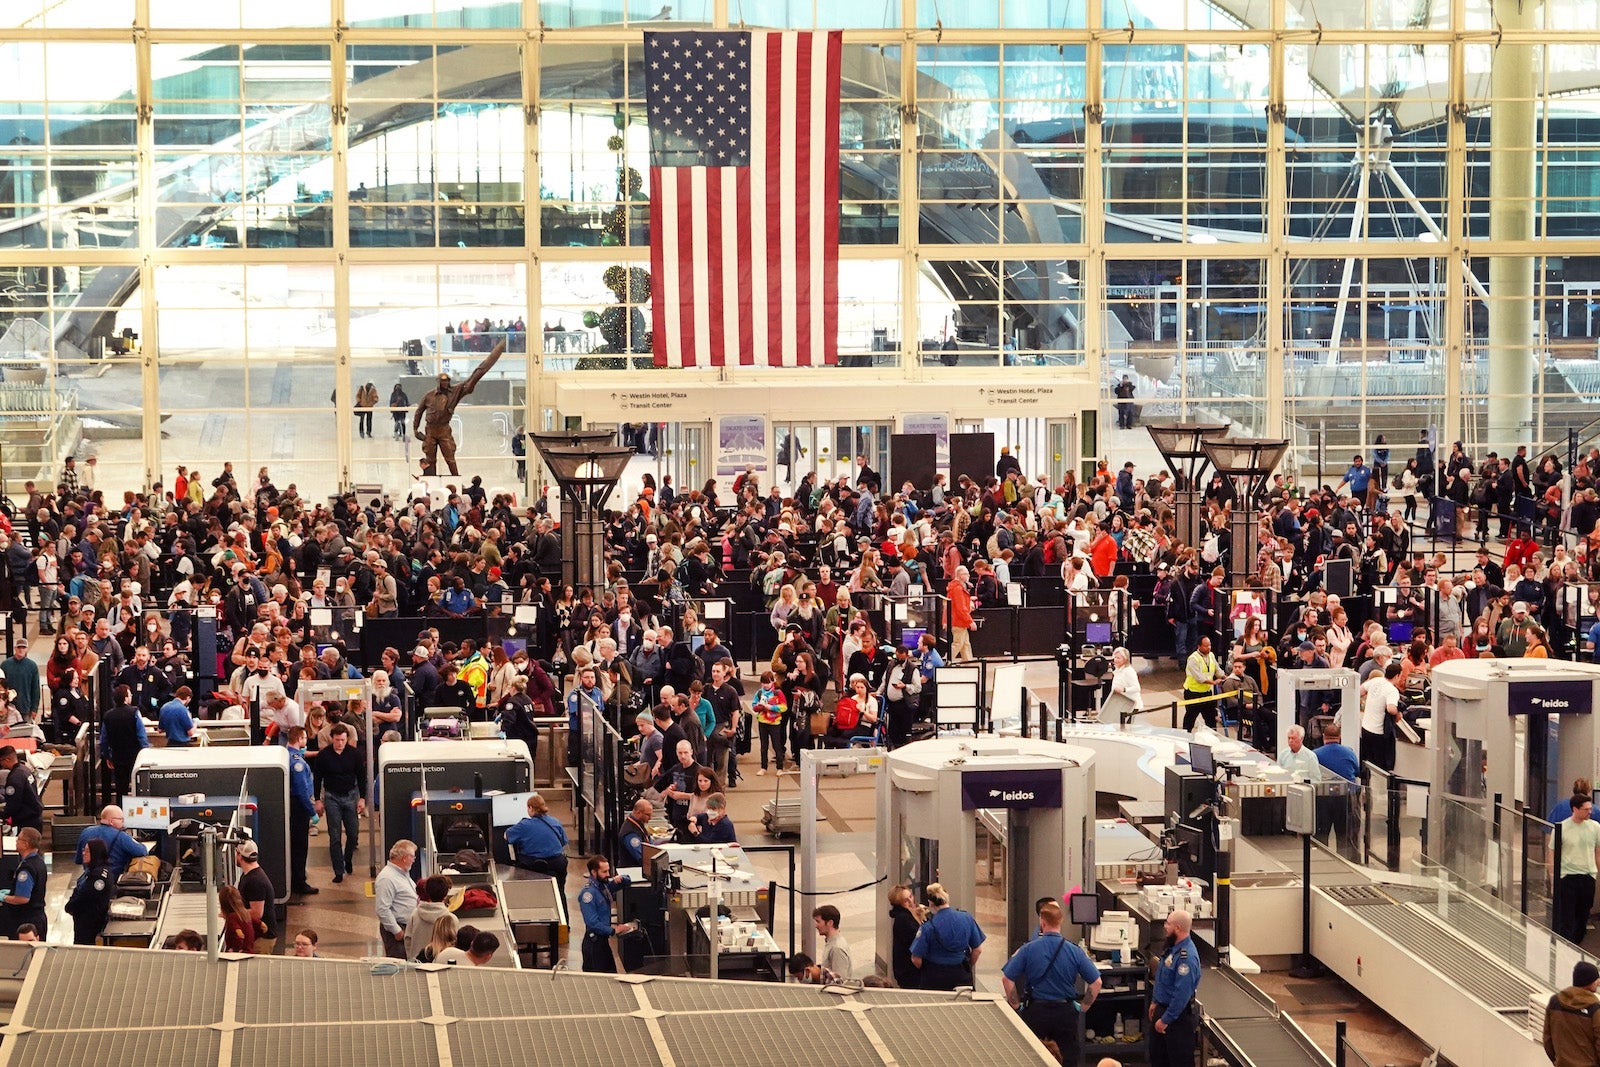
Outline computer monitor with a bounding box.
[901,627,927,649]
[1068,892,1101,927]
[1085,621,1113,645]
[1387,621,1413,644]
[1188,743,1214,777]
[641,842,666,879]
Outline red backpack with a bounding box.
[833,699,861,731]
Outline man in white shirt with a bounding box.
[1277,724,1322,782]
[265,690,304,739]
[1360,661,1403,773]
[374,840,419,958]
[812,904,853,981]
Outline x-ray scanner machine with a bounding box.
[132,746,291,904]
[1428,659,1600,880]
[876,737,1096,972]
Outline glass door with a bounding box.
[773,422,892,493]
[658,421,709,496]
[1046,417,1078,488]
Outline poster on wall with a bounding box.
[716,415,768,477]
[902,413,950,467]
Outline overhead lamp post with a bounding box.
[529,433,632,592]
[1201,437,1290,588]
[1145,422,1228,552]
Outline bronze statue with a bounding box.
[412,339,505,476]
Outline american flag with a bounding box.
[644,29,842,369]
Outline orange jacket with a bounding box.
[948,580,974,628]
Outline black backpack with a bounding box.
[440,818,488,855]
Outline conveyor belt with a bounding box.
[1450,892,1528,970]
[1194,967,1332,1067]
[1346,901,1536,1017]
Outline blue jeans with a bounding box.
[324,789,360,877]
[1172,619,1195,664]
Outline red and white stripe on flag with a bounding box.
[650,30,842,369]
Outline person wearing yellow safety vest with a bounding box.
[456,639,490,715]
[1181,636,1226,732]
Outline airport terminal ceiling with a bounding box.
[3,0,1600,496]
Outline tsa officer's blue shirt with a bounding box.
[578,873,630,936]
[910,906,986,965]
[618,816,649,866]
[288,746,316,816]
[506,813,567,861]
[1001,932,1101,1002]
[1152,934,1201,1025]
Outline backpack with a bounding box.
[833,699,861,731]
[440,818,488,855]
[1200,533,1221,564]
[450,849,488,874]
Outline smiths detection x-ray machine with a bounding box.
[872,737,1096,983]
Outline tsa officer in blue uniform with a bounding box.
[578,854,635,973]
[505,793,570,893]
[1002,900,1102,1066]
[1149,909,1202,1067]
[286,726,318,895]
[909,882,986,990]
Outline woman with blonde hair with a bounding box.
[769,583,801,630]
[887,885,924,989]
[417,913,459,963]
[909,882,986,991]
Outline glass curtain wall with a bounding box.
[2,1,1600,498]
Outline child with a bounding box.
[753,670,789,775]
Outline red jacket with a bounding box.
[1089,532,1119,578]
[948,580,974,628]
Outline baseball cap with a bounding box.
[235,840,259,861]
[1298,641,1316,652]
[488,567,501,580]
[413,645,430,658]
[1512,601,1528,614]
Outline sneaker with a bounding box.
[292,884,319,895]
[332,873,344,884]
[756,768,766,776]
